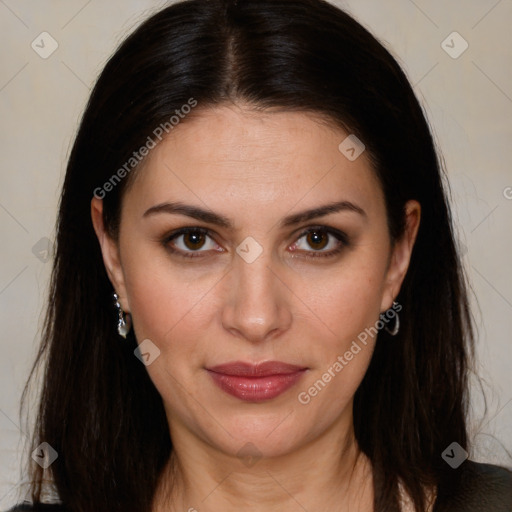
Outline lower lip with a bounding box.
[207,370,307,402]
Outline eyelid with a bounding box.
[163,227,222,258]
[290,225,349,258]
[294,225,349,245]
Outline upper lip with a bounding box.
[207,361,307,377]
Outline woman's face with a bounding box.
[92,104,420,462]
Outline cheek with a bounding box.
[121,253,219,418]
[295,290,380,426]
[120,245,220,348]
[293,252,387,402]
[298,253,388,343]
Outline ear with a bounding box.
[90,197,130,312]
[380,199,421,312]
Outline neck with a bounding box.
[152,418,374,512]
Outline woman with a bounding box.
[10,0,512,511]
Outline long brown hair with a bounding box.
[21,1,474,510]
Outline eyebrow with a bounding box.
[143,199,366,228]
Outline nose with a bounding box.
[221,251,293,344]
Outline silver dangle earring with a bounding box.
[384,301,400,336]
[113,292,132,338]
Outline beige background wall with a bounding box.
[1,0,511,508]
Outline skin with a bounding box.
[91,104,421,512]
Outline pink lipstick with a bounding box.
[206,361,307,402]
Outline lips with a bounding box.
[206,361,307,402]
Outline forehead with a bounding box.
[122,105,384,221]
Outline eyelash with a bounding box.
[162,226,349,260]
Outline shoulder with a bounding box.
[434,460,512,512]
[6,504,67,511]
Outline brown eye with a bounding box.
[306,230,329,250]
[183,231,206,250]
[290,226,348,258]
[165,228,221,257]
